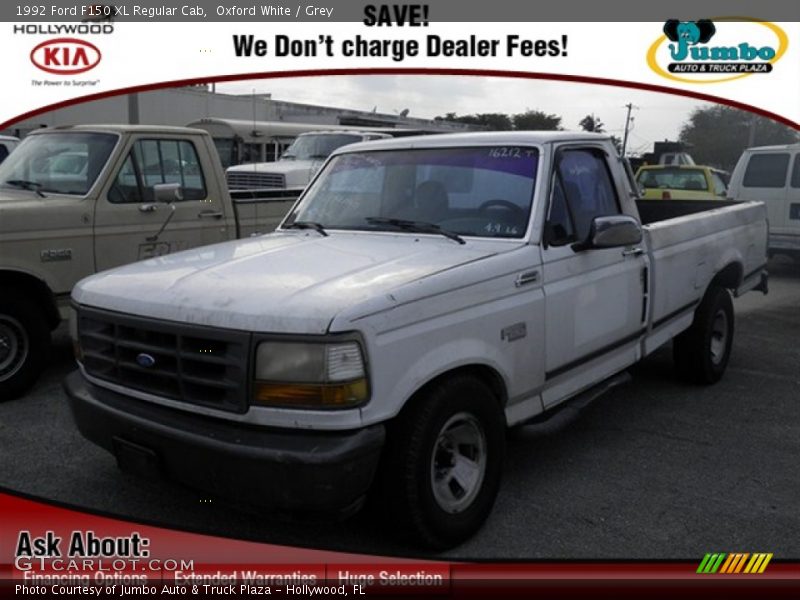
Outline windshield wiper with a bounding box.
[5,180,47,198]
[366,217,465,245]
[285,220,329,236]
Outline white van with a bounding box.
[728,143,800,258]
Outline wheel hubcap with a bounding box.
[710,309,728,365]
[0,315,29,382]
[430,412,487,514]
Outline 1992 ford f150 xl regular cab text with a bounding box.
[64,132,769,548]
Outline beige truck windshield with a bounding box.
[0,132,117,196]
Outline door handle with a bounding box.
[622,247,644,257]
[138,203,158,213]
[515,270,540,287]
[198,211,224,220]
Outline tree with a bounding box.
[579,114,605,133]
[435,112,512,130]
[436,109,565,131]
[512,110,562,131]
[679,105,799,171]
[579,114,622,154]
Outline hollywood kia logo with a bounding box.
[30,37,101,75]
[647,18,787,84]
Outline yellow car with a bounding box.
[635,165,729,200]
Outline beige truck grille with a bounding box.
[226,171,286,190]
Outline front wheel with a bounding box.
[0,293,51,401]
[379,375,505,549]
[673,286,734,385]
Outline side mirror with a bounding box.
[153,182,183,203]
[572,215,642,252]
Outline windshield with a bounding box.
[0,132,117,196]
[637,167,709,192]
[287,146,538,239]
[281,134,362,161]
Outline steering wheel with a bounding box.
[478,199,526,220]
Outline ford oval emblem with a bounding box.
[136,353,156,368]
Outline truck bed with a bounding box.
[636,199,740,224]
[639,199,768,356]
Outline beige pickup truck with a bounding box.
[0,124,296,399]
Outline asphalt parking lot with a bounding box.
[1,258,798,560]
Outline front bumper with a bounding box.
[64,371,385,514]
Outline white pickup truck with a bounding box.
[64,132,768,548]
[0,124,298,399]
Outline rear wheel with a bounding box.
[379,375,505,549]
[673,286,734,385]
[0,293,51,401]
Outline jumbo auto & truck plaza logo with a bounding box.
[647,18,787,84]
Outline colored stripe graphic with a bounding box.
[744,553,773,574]
[697,553,727,574]
[700,553,773,574]
[720,553,748,574]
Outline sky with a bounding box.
[218,75,716,156]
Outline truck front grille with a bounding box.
[226,171,286,190]
[78,308,249,413]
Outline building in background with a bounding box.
[2,85,473,138]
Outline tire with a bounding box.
[379,375,505,549]
[673,286,734,385]
[0,292,51,401]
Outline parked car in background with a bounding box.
[635,165,729,200]
[0,135,20,164]
[0,124,297,400]
[225,130,391,197]
[728,143,800,259]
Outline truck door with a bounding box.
[540,146,647,408]
[93,137,229,272]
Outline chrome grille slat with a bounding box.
[226,171,286,190]
[78,308,249,413]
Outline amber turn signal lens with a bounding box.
[252,379,368,409]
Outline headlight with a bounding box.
[252,340,368,409]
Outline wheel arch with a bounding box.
[398,363,509,419]
[0,270,60,330]
[709,261,743,292]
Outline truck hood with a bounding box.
[227,159,321,188]
[0,189,85,234]
[227,159,318,175]
[73,232,503,334]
